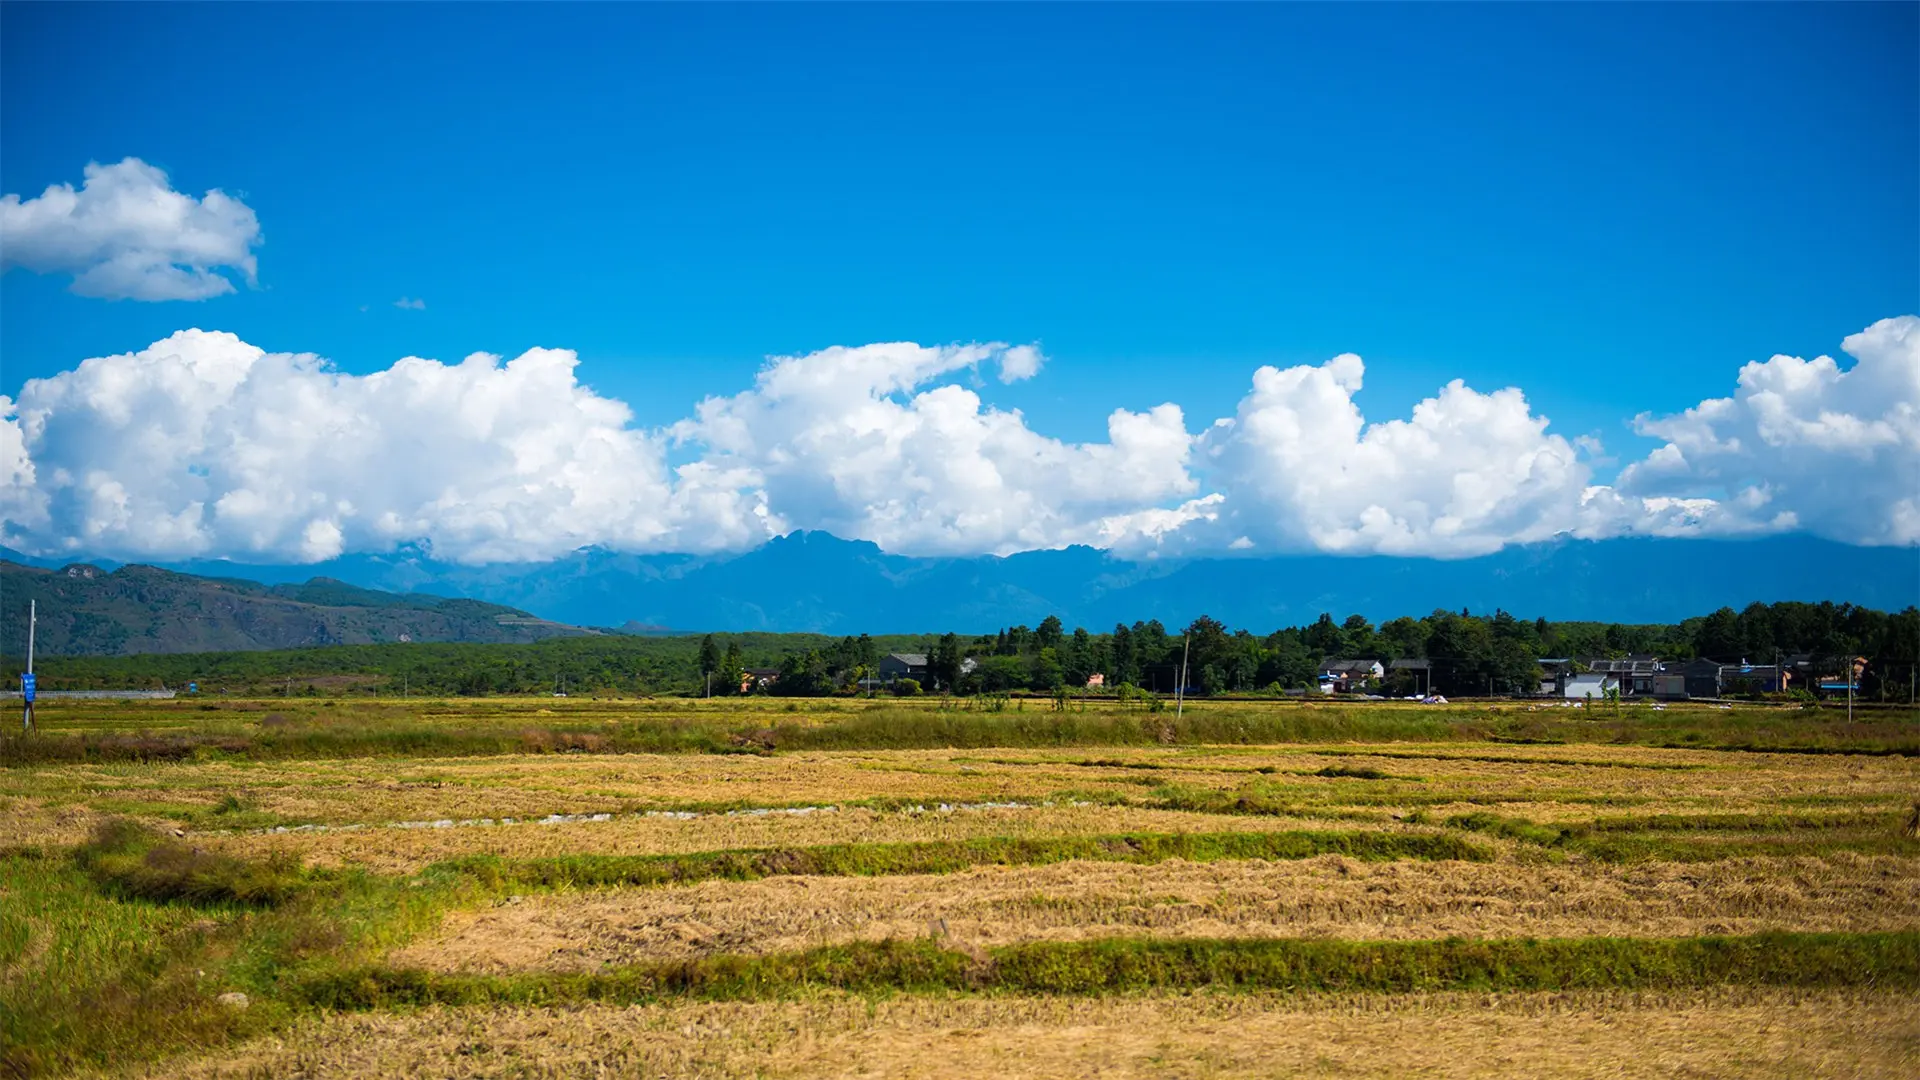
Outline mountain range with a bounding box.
[0,560,597,657]
[3,533,1914,656]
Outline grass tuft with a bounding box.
[76,820,311,906]
[1314,765,1393,781]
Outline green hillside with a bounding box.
[0,561,599,657]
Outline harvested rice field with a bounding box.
[393,853,1920,970]
[4,697,1918,1078]
[131,990,1920,1080]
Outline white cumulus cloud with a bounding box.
[393,297,426,311]
[1,319,1913,566]
[1614,315,1920,546]
[0,158,262,301]
[0,334,1195,564]
[998,344,1044,383]
[0,330,759,563]
[671,341,1197,556]
[1187,353,1597,557]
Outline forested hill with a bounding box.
[0,561,600,656]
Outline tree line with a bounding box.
[15,600,1916,702]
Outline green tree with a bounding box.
[1064,627,1093,686]
[1426,612,1494,697]
[929,632,963,690]
[1695,607,1741,660]
[1377,616,1427,660]
[1340,614,1376,657]
[1110,623,1138,686]
[1491,636,1541,695]
[720,641,742,696]
[972,655,1028,692]
[1305,613,1343,656]
[1173,615,1229,692]
[1259,631,1318,690]
[1030,647,1065,691]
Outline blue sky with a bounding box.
[2,3,1916,566]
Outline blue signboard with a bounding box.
[189,682,199,694]
[21,672,35,703]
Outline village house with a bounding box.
[1812,655,1869,696]
[739,668,780,694]
[1676,658,1724,700]
[877,652,930,684]
[1579,656,1663,697]
[1536,659,1575,697]
[1318,659,1384,694]
[1562,673,1619,701]
[1717,662,1792,696]
[1387,658,1432,696]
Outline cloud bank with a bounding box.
[1615,316,1920,547]
[0,158,262,301]
[2,318,1914,564]
[1191,353,1591,557]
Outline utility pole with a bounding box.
[1175,633,1190,722]
[22,600,36,733]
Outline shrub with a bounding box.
[76,820,309,906]
[1315,765,1390,781]
[893,679,921,697]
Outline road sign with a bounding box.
[21,673,35,703]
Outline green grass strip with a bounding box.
[1444,810,1917,862]
[298,931,1920,1009]
[437,829,1486,891]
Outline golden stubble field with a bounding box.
[391,852,1920,970]
[6,697,1919,1079]
[131,989,1920,1080]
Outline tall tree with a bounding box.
[1340,614,1376,657]
[1377,616,1427,660]
[1184,615,1232,683]
[1305,613,1343,655]
[1029,646,1065,691]
[930,632,963,690]
[1695,607,1741,660]
[1426,613,1494,697]
[1065,627,1093,686]
[1111,623,1138,686]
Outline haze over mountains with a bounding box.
[4,533,1913,656]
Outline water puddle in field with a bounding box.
[213,799,1055,837]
